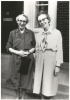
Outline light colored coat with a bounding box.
[33,26,63,96]
[35,26,63,66]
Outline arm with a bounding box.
[6,32,13,52]
[9,48,19,54]
[6,32,26,57]
[55,31,63,76]
[9,48,27,57]
[28,48,35,54]
[56,31,63,67]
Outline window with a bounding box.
[35,1,48,28]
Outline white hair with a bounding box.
[16,14,29,23]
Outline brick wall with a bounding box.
[57,1,69,62]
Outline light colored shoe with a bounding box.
[21,96,25,100]
[21,98,24,100]
[15,97,19,100]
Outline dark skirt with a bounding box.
[6,53,35,91]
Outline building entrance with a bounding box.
[1,1,23,53]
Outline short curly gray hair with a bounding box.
[16,14,29,24]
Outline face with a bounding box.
[18,16,27,30]
[38,14,49,29]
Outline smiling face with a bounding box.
[38,14,50,29]
[18,16,27,30]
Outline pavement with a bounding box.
[1,54,69,100]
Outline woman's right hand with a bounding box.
[18,50,27,57]
[9,48,27,57]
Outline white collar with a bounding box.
[20,28,25,34]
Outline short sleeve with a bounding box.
[31,32,36,48]
[6,32,13,52]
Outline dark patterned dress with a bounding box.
[6,28,36,91]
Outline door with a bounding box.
[1,1,24,53]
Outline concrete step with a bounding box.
[2,84,69,96]
[1,84,69,99]
[1,90,69,100]
[55,93,69,100]
[58,84,69,95]
[1,87,16,97]
[61,62,69,69]
[1,93,16,99]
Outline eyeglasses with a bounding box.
[38,18,47,23]
[19,20,27,23]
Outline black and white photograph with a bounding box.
[1,1,69,100]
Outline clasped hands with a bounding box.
[18,50,29,57]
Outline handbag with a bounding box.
[19,57,31,74]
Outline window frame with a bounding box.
[33,1,49,32]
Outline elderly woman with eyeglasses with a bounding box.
[6,14,36,100]
[33,11,63,100]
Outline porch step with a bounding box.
[58,84,69,95]
[61,62,69,69]
[1,84,69,99]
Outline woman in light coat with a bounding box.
[33,11,63,99]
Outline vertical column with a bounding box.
[48,1,57,28]
[24,1,35,30]
[69,1,70,62]
[69,1,70,36]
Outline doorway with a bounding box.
[1,1,24,53]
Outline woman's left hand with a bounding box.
[54,67,60,76]
[23,51,29,56]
